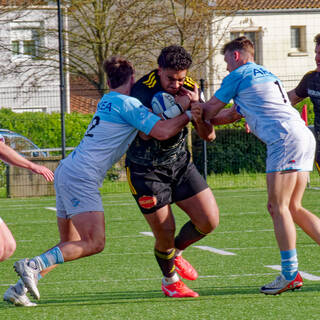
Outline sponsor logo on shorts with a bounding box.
[138,195,157,209]
[288,159,296,163]
[71,198,80,207]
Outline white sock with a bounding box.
[163,273,180,285]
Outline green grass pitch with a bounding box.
[0,188,320,319]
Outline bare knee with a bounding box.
[0,239,16,262]
[154,226,176,251]
[197,209,219,234]
[85,236,105,255]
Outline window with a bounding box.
[290,26,306,53]
[230,30,262,64]
[10,23,43,59]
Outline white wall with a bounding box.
[207,10,320,97]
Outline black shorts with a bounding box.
[126,153,209,214]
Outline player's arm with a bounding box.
[191,102,216,141]
[209,105,242,125]
[287,89,304,106]
[191,96,227,121]
[148,113,190,141]
[0,141,54,182]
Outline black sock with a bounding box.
[154,248,176,278]
[174,220,206,251]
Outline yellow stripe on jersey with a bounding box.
[143,72,157,88]
[316,161,320,175]
[126,167,137,195]
[184,77,195,87]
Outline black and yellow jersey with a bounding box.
[126,69,196,167]
[295,70,320,132]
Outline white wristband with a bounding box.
[185,110,192,121]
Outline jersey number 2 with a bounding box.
[85,116,100,137]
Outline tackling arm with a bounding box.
[287,89,304,106]
[0,142,54,182]
[149,113,190,141]
[209,105,242,125]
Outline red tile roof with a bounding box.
[216,0,320,10]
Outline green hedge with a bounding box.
[0,108,92,149]
[192,127,267,175]
[191,98,314,175]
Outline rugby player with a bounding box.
[192,36,319,295]
[126,45,220,298]
[5,56,192,306]
[288,33,320,175]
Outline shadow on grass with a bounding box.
[3,283,320,309]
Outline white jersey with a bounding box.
[60,91,160,186]
[215,62,304,145]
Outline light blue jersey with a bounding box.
[60,91,160,186]
[215,62,303,145]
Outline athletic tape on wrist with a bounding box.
[185,110,192,121]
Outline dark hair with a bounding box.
[314,33,320,46]
[157,45,192,70]
[221,36,254,56]
[103,56,134,89]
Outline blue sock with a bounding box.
[281,249,298,280]
[31,247,64,271]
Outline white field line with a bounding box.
[45,207,57,211]
[140,232,236,256]
[140,231,154,237]
[193,245,236,256]
[265,265,320,281]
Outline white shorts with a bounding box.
[0,217,3,224]
[266,121,316,173]
[54,163,104,219]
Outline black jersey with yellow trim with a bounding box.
[295,70,320,131]
[130,69,196,109]
[126,69,196,167]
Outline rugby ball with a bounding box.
[151,91,176,115]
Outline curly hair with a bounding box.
[157,45,192,71]
[221,36,254,57]
[103,56,134,89]
[314,33,320,46]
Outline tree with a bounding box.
[0,0,238,97]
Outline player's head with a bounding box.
[103,56,135,89]
[314,33,320,72]
[222,36,255,72]
[157,45,192,95]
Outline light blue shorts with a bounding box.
[54,163,104,219]
[266,122,316,173]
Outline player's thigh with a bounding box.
[70,211,105,243]
[55,169,104,219]
[176,188,219,233]
[266,171,298,207]
[57,217,81,242]
[289,171,309,210]
[0,218,16,260]
[126,163,172,213]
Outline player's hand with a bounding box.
[30,164,54,182]
[191,102,203,124]
[175,94,190,111]
[179,84,199,103]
